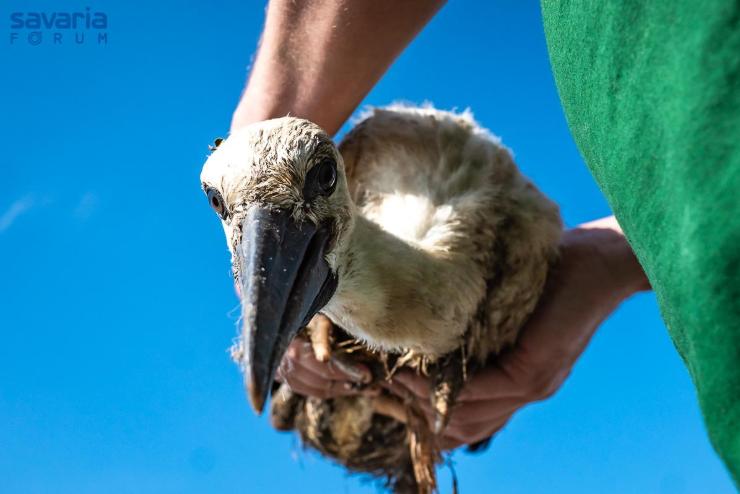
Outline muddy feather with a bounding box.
[267,325,441,494]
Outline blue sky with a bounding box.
[1,1,734,493]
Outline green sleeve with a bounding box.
[541,0,740,484]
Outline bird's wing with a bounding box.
[339,105,512,255]
[339,105,562,360]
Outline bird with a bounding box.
[201,104,562,492]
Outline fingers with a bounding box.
[455,361,526,401]
[278,357,343,390]
[380,373,437,426]
[388,366,524,403]
[381,369,522,449]
[442,401,518,443]
[440,437,465,450]
[278,339,541,449]
[386,370,430,399]
[380,372,438,420]
[450,398,521,426]
[443,414,511,448]
[282,338,371,382]
[275,336,373,399]
[279,370,363,399]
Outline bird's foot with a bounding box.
[406,399,441,494]
[372,393,408,423]
[307,313,333,362]
[431,348,470,435]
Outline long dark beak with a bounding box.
[236,206,337,414]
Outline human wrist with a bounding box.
[230,83,348,135]
[230,76,296,132]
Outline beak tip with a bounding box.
[247,379,267,415]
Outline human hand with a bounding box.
[383,216,650,449]
[275,216,649,449]
[275,314,375,399]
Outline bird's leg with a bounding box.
[307,313,333,362]
[431,348,473,435]
[375,385,440,494]
[373,379,441,494]
[307,314,374,385]
[406,399,441,494]
[372,393,408,424]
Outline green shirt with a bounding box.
[542,0,739,485]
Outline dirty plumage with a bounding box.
[201,105,562,492]
[230,318,440,493]
[275,389,421,493]
[268,327,423,494]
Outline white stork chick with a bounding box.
[200,105,562,426]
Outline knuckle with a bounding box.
[284,377,311,396]
[526,378,551,400]
[526,369,563,400]
[459,425,484,444]
[285,345,299,360]
[283,376,300,390]
[276,367,289,382]
[446,423,481,444]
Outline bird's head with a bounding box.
[200,117,354,413]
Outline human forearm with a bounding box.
[231,0,445,134]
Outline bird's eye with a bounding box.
[303,158,337,200]
[208,137,224,152]
[206,187,228,220]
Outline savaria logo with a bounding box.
[9,7,108,45]
[10,8,107,29]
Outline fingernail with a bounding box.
[332,359,371,384]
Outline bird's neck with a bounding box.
[323,215,468,357]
